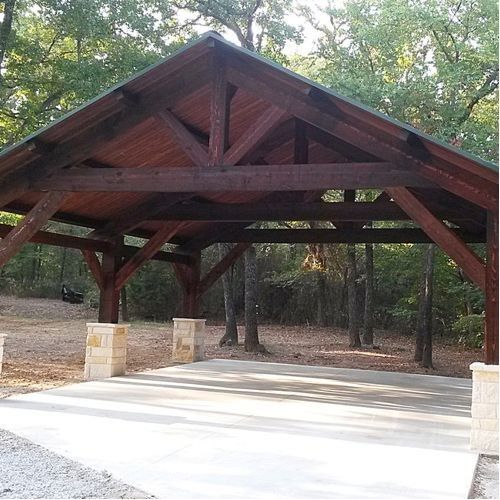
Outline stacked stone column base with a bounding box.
[172,318,205,363]
[0,334,6,375]
[470,362,499,455]
[84,323,129,380]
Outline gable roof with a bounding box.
[0,31,497,245]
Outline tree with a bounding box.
[218,243,238,346]
[298,0,498,162]
[363,240,374,346]
[346,243,361,347]
[244,245,263,352]
[415,244,435,368]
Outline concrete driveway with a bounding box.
[0,360,476,499]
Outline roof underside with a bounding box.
[0,32,497,247]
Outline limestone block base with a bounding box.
[470,362,499,455]
[172,318,205,363]
[84,323,129,380]
[0,334,6,375]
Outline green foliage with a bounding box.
[452,314,485,348]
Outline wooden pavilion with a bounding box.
[0,32,497,364]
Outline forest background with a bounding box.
[0,0,497,351]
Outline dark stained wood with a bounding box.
[34,163,433,192]
[387,187,486,290]
[156,110,208,165]
[294,120,309,164]
[485,211,499,364]
[150,201,476,222]
[223,106,287,165]
[198,242,250,295]
[114,223,185,290]
[81,250,104,291]
[99,236,123,323]
[173,252,201,317]
[225,60,497,211]
[0,65,210,210]
[212,228,485,244]
[0,223,190,264]
[209,51,230,166]
[0,191,68,268]
[90,193,193,239]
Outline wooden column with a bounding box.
[174,252,201,318]
[485,211,499,364]
[98,236,123,323]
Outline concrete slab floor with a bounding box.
[0,360,476,499]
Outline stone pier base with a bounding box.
[0,334,6,375]
[172,318,205,363]
[470,362,499,455]
[84,323,129,380]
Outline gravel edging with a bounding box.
[0,429,153,499]
[469,454,499,499]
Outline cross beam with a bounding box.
[210,228,485,244]
[32,163,432,192]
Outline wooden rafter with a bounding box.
[387,186,486,290]
[0,66,211,210]
[225,59,497,211]
[198,242,250,296]
[156,110,208,165]
[114,222,186,290]
[223,106,287,165]
[33,163,432,192]
[0,192,68,267]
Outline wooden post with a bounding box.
[174,252,201,318]
[485,211,499,364]
[98,236,123,323]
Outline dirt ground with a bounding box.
[0,295,482,398]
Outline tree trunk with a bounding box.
[120,286,129,322]
[347,243,361,347]
[421,244,435,368]
[244,245,261,352]
[0,0,16,82]
[362,242,374,345]
[218,243,238,346]
[316,271,327,326]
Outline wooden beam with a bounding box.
[89,193,193,239]
[387,187,486,290]
[0,192,68,267]
[225,61,497,211]
[294,119,309,164]
[0,223,191,264]
[223,106,287,165]
[81,250,104,291]
[99,236,122,323]
[485,211,499,364]
[148,201,474,222]
[198,242,250,296]
[173,251,201,317]
[156,111,208,165]
[34,162,433,192]
[114,223,185,290]
[209,50,230,166]
[211,228,485,244]
[0,64,210,210]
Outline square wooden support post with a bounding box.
[470,362,499,455]
[0,334,6,375]
[84,323,129,380]
[172,318,205,363]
